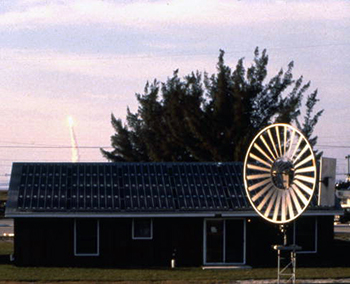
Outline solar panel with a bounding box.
[6,161,321,216]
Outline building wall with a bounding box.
[13,215,333,267]
[14,217,203,267]
[14,218,73,266]
[245,215,335,267]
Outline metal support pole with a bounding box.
[277,247,280,284]
[291,250,296,283]
[346,155,350,181]
[275,246,298,284]
[274,225,300,284]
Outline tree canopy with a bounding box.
[101,48,323,162]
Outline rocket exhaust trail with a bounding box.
[68,116,80,163]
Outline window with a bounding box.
[132,218,153,240]
[74,219,99,256]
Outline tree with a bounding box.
[101,48,323,162]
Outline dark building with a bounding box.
[5,162,339,267]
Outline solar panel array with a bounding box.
[7,162,252,214]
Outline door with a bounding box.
[205,219,224,263]
[204,219,245,265]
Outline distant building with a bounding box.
[336,182,350,208]
[0,191,7,217]
[6,162,340,267]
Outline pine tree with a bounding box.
[101,48,323,162]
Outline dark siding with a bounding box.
[245,216,334,267]
[14,216,333,267]
[101,218,203,267]
[316,216,334,252]
[297,216,335,267]
[14,218,73,266]
[14,217,203,267]
[245,217,278,267]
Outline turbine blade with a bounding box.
[264,190,278,218]
[281,192,286,222]
[275,125,282,157]
[247,163,271,173]
[290,136,303,161]
[268,129,279,158]
[257,188,275,210]
[260,136,277,160]
[292,184,308,206]
[294,166,316,174]
[283,125,287,155]
[248,178,272,191]
[252,184,272,202]
[287,128,296,157]
[247,173,271,180]
[272,191,282,222]
[286,191,295,219]
[249,153,272,168]
[289,187,302,214]
[294,174,316,185]
[294,179,314,196]
[254,143,274,163]
[295,154,314,169]
[293,144,309,164]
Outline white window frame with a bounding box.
[74,219,100,256]
[293,217,318,254]
[132,218,153,240]
[203,218,246,265]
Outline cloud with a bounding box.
[0,48,216,81]
[0,86,122,142]
[1,0,349,31]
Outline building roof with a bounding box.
[5,162,334,218]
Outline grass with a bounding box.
[334,233,350,242]
[0,266,268,282]
[0,266,349,282]
[0,240,13,255]
[0,266,332,282]
[0,191,7,201]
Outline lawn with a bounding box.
[334,233,350,242]
[0,240,13,255]
[0,191,7,201]
[0,265,349,283]
[0,266,273,282]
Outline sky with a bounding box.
[0,0,349,189]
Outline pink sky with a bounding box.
[0,0,350,188]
